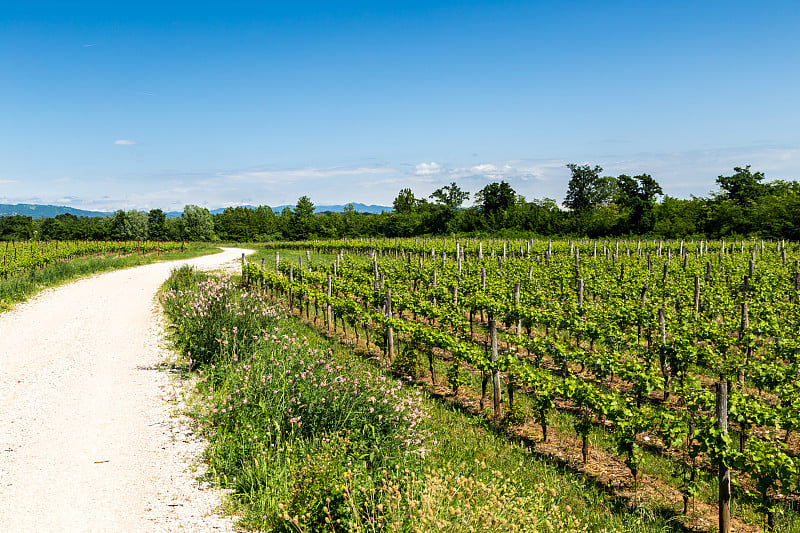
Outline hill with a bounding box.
[1,202,393,220]
[208,203,392,216]
[0,204,111,219]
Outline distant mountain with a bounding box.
[0,203,111,219]
[209,203,393,215]
[0,202,394,220]
[315,203,392,214]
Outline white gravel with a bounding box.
[0,247,253,532]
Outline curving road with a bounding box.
[0,248,253,532]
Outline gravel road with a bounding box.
[0,248,253,532]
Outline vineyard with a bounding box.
[0,240,184,278]
[242,237,800,532]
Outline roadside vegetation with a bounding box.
[161,265,685,532]
[0,242,219,310]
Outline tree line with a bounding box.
[2,165,799,241]
[0,205,215,242]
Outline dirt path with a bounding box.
[0,247,253,532]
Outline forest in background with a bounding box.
[2,165,799,241]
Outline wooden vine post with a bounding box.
[489,318,501,416]
[326,273,332,330]
[738,301,749,385]
[794,271,800,304]
[694,275,701,315]
[717,381,731,533]
[385,288,394,362]
[659,307,670,401]
[288,264,294,310]
[480,267,487,322]
[260,258,266,293]
[638,285,648,344]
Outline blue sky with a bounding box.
[2,1,799,211]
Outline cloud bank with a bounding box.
[3,145,798,212]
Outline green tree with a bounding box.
[420,182,469,234]
[148,209,167,240]
[703,198,747,237]
[181,205,215,241]
[512,198,564,234]
[164,217,183,241]
[393,188,421,213]
[109,210,132,240]
[716,165,767,206]
[0,215,33,240]
[615,174,663,234]
[476,181,516,215]
[39,217,66,240]
[109,210,149,240]
[52,213,82,239]
[652,196,700,238]
[278,207,293,237]
[751,185,800,238]
[213,206,253,241]
[288,196,317,240]
[251,206,280,240]
[564,164,605,212]
[473,181,517,231]
[341,204,365,236]
[295,195,315,219]
[128,210,149,240]
[429,182,470,209]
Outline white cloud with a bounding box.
[56,196,81,204]
[413,162,442,176]
[594,146,800,198]
[380,160,569,206]
[224,165,394,184]
[6,145,797,212]
[114,139,138,145]
[471,163,498,174]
